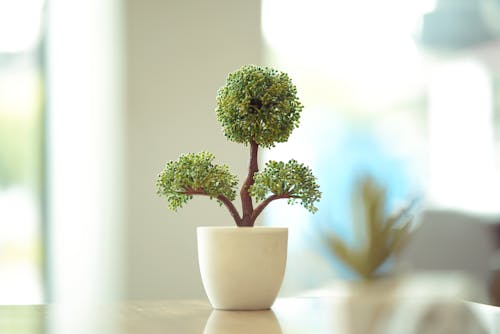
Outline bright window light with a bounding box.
[0,0,44,53]
[428,59,498,214]
[262,0,434,112]
[46,0,124,307]
[0,1,44,304]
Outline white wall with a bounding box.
[125,0,262,299]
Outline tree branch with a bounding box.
[216,195,242,225]
[240,140,259,223]
[184,188,241,225]
[246,193,299,226]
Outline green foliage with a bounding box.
[157,65,320,226]
[250,160,321,213]
[216,65,303,148]
[156,152,238,211]
[325,176,413,280]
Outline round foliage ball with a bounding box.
[216,65,303,148]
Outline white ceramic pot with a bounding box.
[197,226,288,310]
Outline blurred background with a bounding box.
[1,0,500,309]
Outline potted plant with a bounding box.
[321,176,415,333]
[156,65,321,310]
[324,176,413,281]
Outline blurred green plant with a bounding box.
[325,176,414,280]
[157,65,321,227]
[0,109,41,189]
[0,66,42,189]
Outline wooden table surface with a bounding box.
[1,297,499,334]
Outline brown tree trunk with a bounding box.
[239,140,258,226]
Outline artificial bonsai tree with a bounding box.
[156,65,321,227]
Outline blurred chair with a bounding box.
[399,209,500,305]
